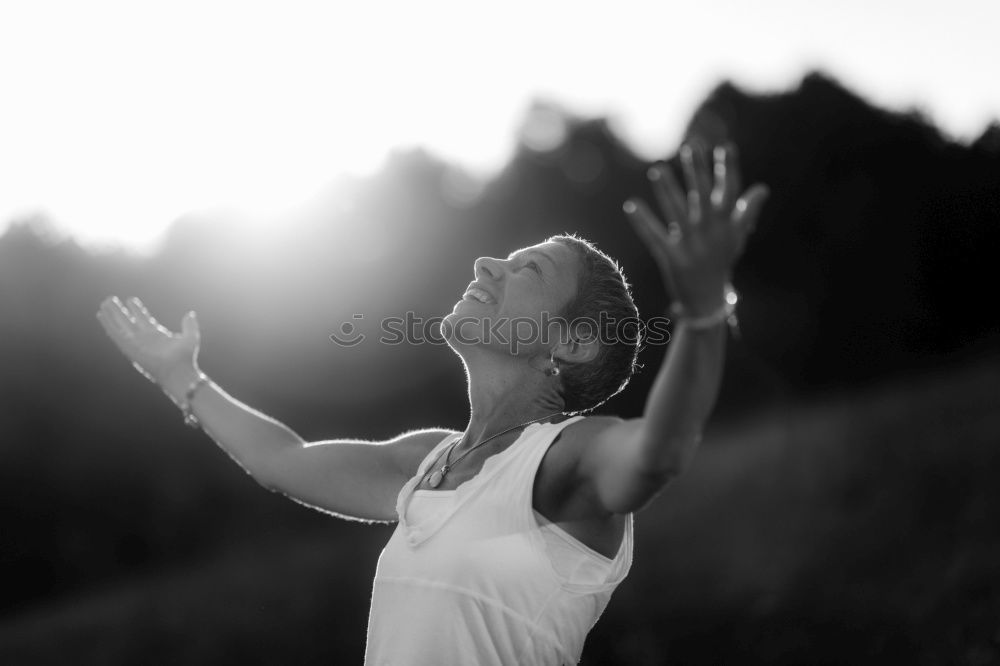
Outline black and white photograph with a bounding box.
[0,1,998,664]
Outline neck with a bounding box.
[459,347,566,452]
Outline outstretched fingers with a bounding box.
[98,297,138,353]
[714,142,742,212]
[123,297,153,333]
[734,184,771,230]
[624,199,682,254]
[680,141,713,225]
[732,184,771,254]
[106,297,136,334]
[96,305,121,344]
[623,198,682,296]
[128,297,173,337]
[647,162,688,235]
[110,295,135,324]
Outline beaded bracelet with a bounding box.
[180,372,209,428]
[669,284,740,336]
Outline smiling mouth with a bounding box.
[462,286,495,304]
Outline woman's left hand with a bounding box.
[624,139,770,317]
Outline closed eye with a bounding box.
[507,252,544,276]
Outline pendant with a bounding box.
[428,468,445,488]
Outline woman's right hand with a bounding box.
[96,296,201,401]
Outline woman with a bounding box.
[96,138,769,665]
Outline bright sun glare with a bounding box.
[0,0,996,253]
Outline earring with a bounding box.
[546,352,560,377]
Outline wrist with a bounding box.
[670,283,739,332]
[158,365,209,429]
[179,372,210,429]
[160,363,202,405]
[673,280,733,316]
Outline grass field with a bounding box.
[1,354,998,665]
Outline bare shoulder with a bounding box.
[543,414,645,499]
[563,414,626,439]
[541,415,626,488]
[536,415,634,546]
[557,414,630,455]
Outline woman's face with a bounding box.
[444,240,581,357]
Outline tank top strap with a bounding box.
[511,415,587,474]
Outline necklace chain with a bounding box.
[423,411,564,488]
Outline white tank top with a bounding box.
[364,416,634,665]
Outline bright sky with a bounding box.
[1,0,996,253]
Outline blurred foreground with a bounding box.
[0,354,997,664]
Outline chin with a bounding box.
[442,307,507,356]
[441,309,478,347]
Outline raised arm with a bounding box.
[579,139,770,514]
[96,297,453,523]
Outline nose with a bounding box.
[474,256,504,281]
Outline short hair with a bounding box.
[548,233,642,414]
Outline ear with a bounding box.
[553,327,600,365]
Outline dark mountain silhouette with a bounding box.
[1,69,998,663]
[683,72,1000,390]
